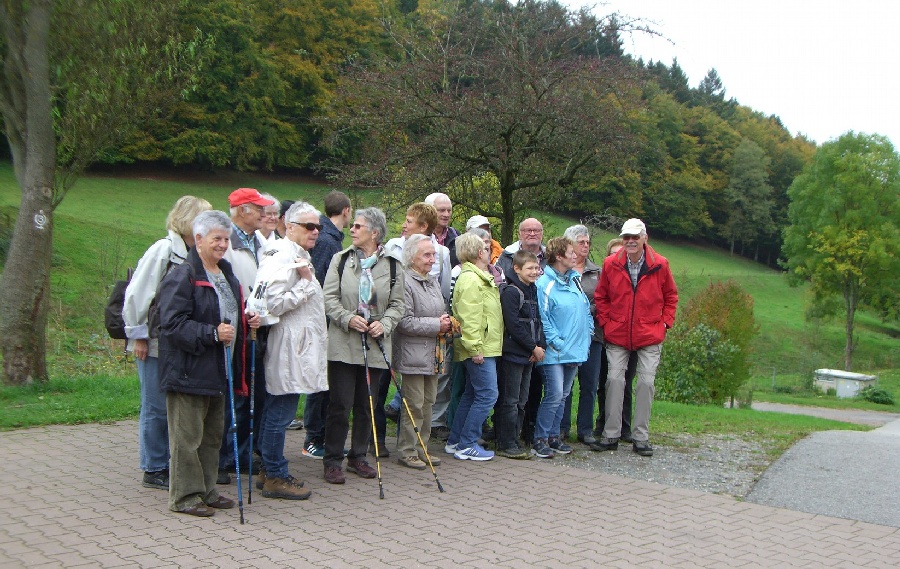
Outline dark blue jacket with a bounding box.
[158,247,248,397]
[500,271,546,365]
[309,214,344,287]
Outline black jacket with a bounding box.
[158,247,248,397]
[500,271,546,365]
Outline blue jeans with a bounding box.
[561,341,603,438]
[534,363,578,442]
[448,358,498,449]
[258,393,301,479]
[137,356,169,472]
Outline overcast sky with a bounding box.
[564,0,900,148]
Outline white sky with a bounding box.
[564,0,900,148]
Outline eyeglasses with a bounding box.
[622,234,641,241]
[291,222,322,231]
[352,223,368,230]
[263,210,279,218]
[521,228,543,234]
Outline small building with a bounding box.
[814,368,877,398]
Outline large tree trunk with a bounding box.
[0,0,56,385]
[843,281,858,372]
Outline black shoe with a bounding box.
[369,442,390,458]
[384,405,400,423]
[217,469,231,485]
[577,434,598,445]
[588,438,619,452]
[620,432,633,444]
[142,470,169,490]
[431,426,450,441]
[482,425,495,441]
[225,456,261,475]
[633,440,653,457]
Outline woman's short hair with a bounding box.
[357,207,388,245]
[545,236,574,266]
[285,201,321,224]
[261,193,280,215]
[564,224,590,243]
[407,202,438,235]
[467,227,490,241]
[455,232,485,264]
[167,196,212,237]
[606,237,624,256]
[192,210,232,238]
[402,234,432,268]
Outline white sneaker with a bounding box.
[444,442,458,454]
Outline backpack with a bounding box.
[104,268,133,340]
[499,281,525,312]
[336,250,398,289]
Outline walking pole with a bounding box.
[360,332,385,499]
[223,319,245,524]
[248,326,256,504]
[375,338,445,493]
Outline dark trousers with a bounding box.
[303,390,329,446]
[495,358,534,450]
[521,365,545,442]
[219,339,267,471]
[324,360,382,468]
[594,348,637,437]
[373,368,392,444]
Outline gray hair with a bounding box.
[424,192,451,206]
[468,227,490,240]
[402,234,432,268]
[455,232,485,264]
[357,207,388,244]
[564,224,591,242]
[228,204,257,218]
[261,193,280,214]
[285,201,321,223]
[193,210,232,238]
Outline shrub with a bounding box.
[656,323,741,405]
[859,386,895,406]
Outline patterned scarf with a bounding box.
[357,247,382,321]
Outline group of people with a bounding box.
[123,187,678,517]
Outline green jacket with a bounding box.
[453,262,503,360]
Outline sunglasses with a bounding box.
[291,222,322,231]
[352,223,368,230]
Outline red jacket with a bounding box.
[595,244,678,350]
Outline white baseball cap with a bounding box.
[620,218,646,236]
[466,215,491,231]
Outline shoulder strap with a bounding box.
[336,250,351,282]
[337,250,396,288]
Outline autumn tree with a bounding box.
[317,0,643,244]
[782,132,900,370]
[720,138,775,255]
[0,0,200,384]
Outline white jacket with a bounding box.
[123,230,189,358]
[260,239,328,395]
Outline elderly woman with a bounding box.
[255,202,328,500]
[159,210,261,517]
[124,195,211,490]
[445,232,503,461]
[531,237,592,459]
[559,225,604,445]
[393,234,453,469]
[322,207,405,485]
[256,193,282,243]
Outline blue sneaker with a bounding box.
[444,442,459,454]
[454,444,494,461]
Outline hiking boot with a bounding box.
[548,437,573,454]
[205,495,235,509]
[431,426,450,441]
[633,440,654,457]
[418,452,441,466]
[287,419,305,430]
[497,445,531,460]
[577,434,598,445]
[324,465,345,484]
[256,466,266,490]
[621,431,634,444]
[217,469,231,485]
[347,459,377,478]
[397,455,427,470]
[178,503,215,517]
[454,444,494,461]
[368,442,390,458]
[531,439,555,459]
[302,441,325,459]
[589,438,619,452]
[142,469,169,490]
[263,476,312,500]
[384,405,400,423]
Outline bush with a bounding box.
[656,323,741,405]
[859,386,895,406]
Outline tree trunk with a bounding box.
[499,173,516,246]
[0,0,56,385]
[843,282,858,372]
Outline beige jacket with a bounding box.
[260,239,328,395]
[393,268,446,375]
[323,246,405,369]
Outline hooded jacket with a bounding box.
[535,264,592,366]
[158,247,249,397]
[394,268,446,375]
[595,243,678,350]
[452,262,503,360]
[500,270,546,365]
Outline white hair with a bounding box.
[402,234,432,268]
[193,210,232,238]
[285,201,321,223]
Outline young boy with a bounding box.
[495,250,546,459]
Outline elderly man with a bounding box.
[426,192,461,265]
[218,187,275,482]
[496,217,547,278]
[593,219,678,456]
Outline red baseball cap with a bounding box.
[228,188,275,208]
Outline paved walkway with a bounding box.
[2,421,900,568]
[750,402,900,426]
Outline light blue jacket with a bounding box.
[536,264,592,366]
